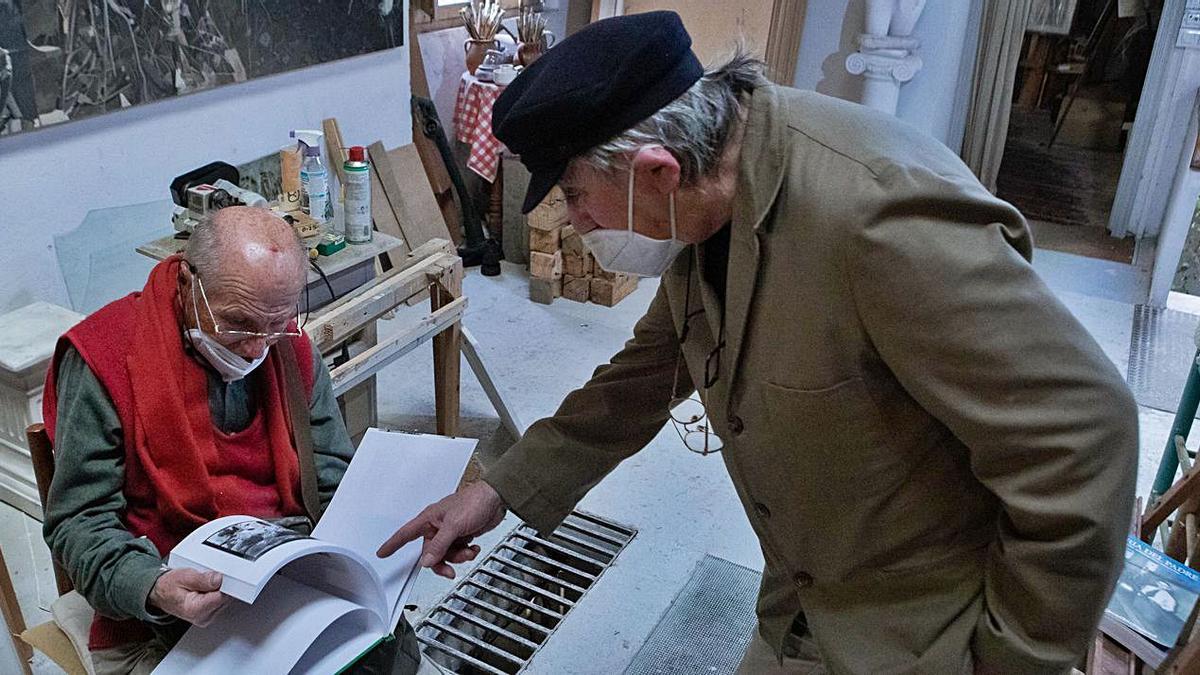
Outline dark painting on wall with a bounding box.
[0,0,403,138]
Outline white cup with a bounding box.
[493,64,521,86]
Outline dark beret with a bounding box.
[492,11,703,213]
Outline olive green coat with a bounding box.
[485,85,1138,674]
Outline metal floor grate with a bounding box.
[1127,304,1200,415]
[623,555,760,675]
[416,510,636,674]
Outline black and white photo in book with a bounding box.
[202,519,309,562]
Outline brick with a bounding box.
[590,276,638,307]
[529,226,561,254]
[529,250,563,280]
[529,277,561,304]
[562,252,594,278]
[560,225,586,258]
[528,187,568,230]
[593,267,630,284]
[562,275,592,303]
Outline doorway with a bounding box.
[994,0,1158,264]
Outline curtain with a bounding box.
[960,0,1034,192]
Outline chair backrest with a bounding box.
[24,424,73,596]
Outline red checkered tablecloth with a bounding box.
[453,73,507,183]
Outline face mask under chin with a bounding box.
[186,282,269,382]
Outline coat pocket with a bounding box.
[757,377,900,495]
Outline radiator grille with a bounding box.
[416,510,636,674]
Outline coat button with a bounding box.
[793,572,813,589]
[728,415,745,435]
[754,502,771,519]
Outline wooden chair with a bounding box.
[0,424,88,674]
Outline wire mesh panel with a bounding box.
[416,510,636,674]
[1127,304,1200,415]
[623,555,761,675]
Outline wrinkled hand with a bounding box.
[377,481,507,579]
[148,568,229,627]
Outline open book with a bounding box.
[152,429,477,674]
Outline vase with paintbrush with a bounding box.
[461,0,505,75]
[515,5,555,67]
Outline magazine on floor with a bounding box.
[1104,535,1200,647]
[152,428,477,674]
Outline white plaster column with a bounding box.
[845,0,928,115]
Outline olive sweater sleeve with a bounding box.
[42,347,171,623]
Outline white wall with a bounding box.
[0,0,413,315]
[792,0,979,149]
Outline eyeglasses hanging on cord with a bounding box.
[668,255,725,456]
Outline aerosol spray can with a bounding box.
[343,146,373,244]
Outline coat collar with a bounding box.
[733,84,791,234]
[721,85,791,400]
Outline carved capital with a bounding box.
[845,52,923,83]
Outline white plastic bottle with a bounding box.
[343,146,372,243]
[299,144,331,226]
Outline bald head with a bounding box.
[181,207,308,358]
[186,207,307,288]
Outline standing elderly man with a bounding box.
[42,207,439,674]
[380,12,1138,675]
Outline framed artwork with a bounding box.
[1027,0,1079,35]
[0,0,404,139]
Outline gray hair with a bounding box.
[185,213,225,279]
[577,51,769,185]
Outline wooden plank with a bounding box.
[1097,615,1166,670]
[330,297,466,397]
[387,145,452,244]
[529,278,561,305]
[764,0,807,86]
[371,140,450,253]
[432,259,464,437]
[562,275,591,303]
[1142,466,1200,541]
[529,251,563,280]
[1087,631,1136,675]
[461,327,525,441]
[0,547,32,673]
[323,118,348,185]
[305,250,458,352]
[368,141,414,255]
[529,226,561,254]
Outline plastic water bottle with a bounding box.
[299,144,331,226]
[343,146,372,244]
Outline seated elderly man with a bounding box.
[41,207,436,674]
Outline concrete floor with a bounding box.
[0,249,1188,673]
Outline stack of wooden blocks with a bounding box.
[527,188,638,307]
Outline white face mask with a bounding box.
[580,168,687,278]
[186,329,268,382]
[186,285,268,382]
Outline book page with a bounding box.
[152,574,385,674]
[314,429,477,624]
[169,515,381,613]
